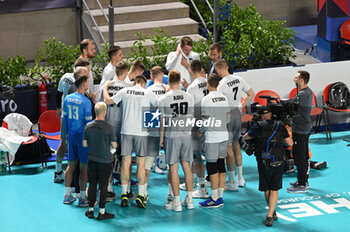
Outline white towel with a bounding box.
[0,127,31,165]
[3,113,32,137]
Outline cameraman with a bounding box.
[287,71,313,194]
[243,106,292,226]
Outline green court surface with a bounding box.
[1,131,349,232]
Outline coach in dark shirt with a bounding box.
[207,42,233,74]
[83,102,117,220]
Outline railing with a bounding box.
[81,0,115,50]
[82,0,106,46]
[188,0,220,42]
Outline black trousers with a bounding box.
[88,160,113,208]
[292,132,310,186]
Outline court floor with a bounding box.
[1,131,349,232]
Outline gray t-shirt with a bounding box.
[291,87,313,134]
[83,120,115,163]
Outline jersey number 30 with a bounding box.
[170,102,188,117]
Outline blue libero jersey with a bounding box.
[63,92,92,139]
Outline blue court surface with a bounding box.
[1,131,349,232]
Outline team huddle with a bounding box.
[56,37,256,220]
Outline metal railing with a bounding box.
[82,0,106,45]
[188,0,219,42]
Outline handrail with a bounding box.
[82,0,106,43]
[96,0,109,23]
[205,0,214,14]
[189,0,208,30]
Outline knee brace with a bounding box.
[206,162,218,176]
[217,158,226,173]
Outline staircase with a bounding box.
[83,0,206,56]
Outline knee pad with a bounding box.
[145,156,155,171]
[206,162,218,176]
[217,158,226,173]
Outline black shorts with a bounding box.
[257,160,283,191]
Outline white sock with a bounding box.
[236,166,243,179]
[168,183,173,196]
[65,187,71,196]
[227,171,235,183]
[107,183,113,192]
[56,163,62,173]
[218,188,224,198]
[145,184,148,196]
[174,195,180,204]
[211,189,218,201]
[100,208,105,214]
[198,177,205,189]
[127,182,131,193]
[138,184,145,196]
[89,207,94,212]
[187,191,193,201]
[121,184,127,195]
[80,190,86,199]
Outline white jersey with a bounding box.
[99,63,115,87]
[58,73,75,100]
[201,91,230,143]
[124,76,134,85]
[186,77,208,120]
[105,80,132,127]
[217,74,251,109]
[147,83,166,137]
[88,69,95,94]
[165,50,200,85]
[111,85,157,136]
[158,89,194,138]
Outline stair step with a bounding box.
[88,2,189,26]
[84,0,179,10]
[113,34,207,57]
[95,18,198,42]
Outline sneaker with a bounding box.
[144,194,149,204]
[199,197,221,208]
[165,195,174,210]
[167,201,182,212]
[126,191,135,199]
[265,216,274,226]
[182,196,194,209]
[273,211,278,220]
[78,197,89,207]
[237,177,246,187]
[179,183,195,191]
[54,171,64,183]
[136,195,146,209]
[224,182,238,191]
[106,191,117,202]
[193,188,209,199]
[179,183,187,191]
[286,185,308,194]
[97,212,115,220]
[217,198,224,207]
[314,161,327,169]
[121,194,129,207]
[155,165,164,174]
[289,181,310,189]
[63,194,76,204]
[85,210,94,219]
